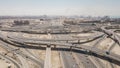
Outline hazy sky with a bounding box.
[0,0,120,16]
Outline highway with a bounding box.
[60,50,79,68]
[44,46,51,68]
[0,24,119,68]
[0,36,44,68]
[7,32,105,45]
[88,56,104,68]
[0,53,21,68]
[1,31,120,66]
[73,52,96,68]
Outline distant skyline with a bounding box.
[0,0,120,17]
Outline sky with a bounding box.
[0,0,120,17]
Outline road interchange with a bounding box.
[0,25,120,68]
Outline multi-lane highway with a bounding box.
[0,24,120,68]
